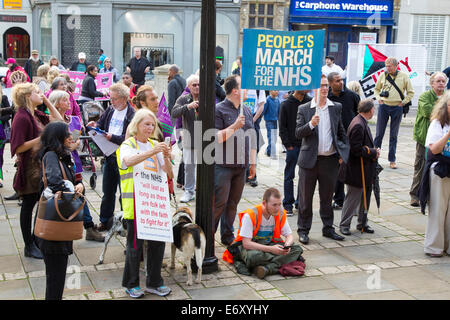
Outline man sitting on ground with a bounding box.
[223,188,304,279]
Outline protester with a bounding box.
[279,90,312,216]
[86,83,135,231]
[214,75,257,246]
[347,81,364,98]
[327,71,360,210]
[117,108,172,298]
[262,90,280,158]
[61,73,76,94]
[244,89,266,187]
[215,60,226,103]
[49,56,65,71]
[47,68,60,86]
[410,72,448,207]
[3,58,30,88]
[24,50,44,81]
[97,49,107,70]
[232,56,242,76]
[70,52,90,72]
[32,64,51,94]
[321,56,346,78]
[36,121,82,300]
[222,188,304,279]
[99,57,119,83]
[132,85,164,142]
[0,86,14,187]
[49,90,104,242]
[167,64,186,114]
[120,72,138,107]
[10,83,63,259]
[171,75,200,203]
[126,48,152,86]
[421,92,450,257]
[339,99,379,235]
[79,65,107,106]
[47,77,82,121]
[374,57,414,169]
[295,75,349,244]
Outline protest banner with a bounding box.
[346,43,427,106]
[133,158,173,242]
[157,93,176,145]
[59,70,113,100]
[241,28,325,91]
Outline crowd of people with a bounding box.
[1,48,450,301]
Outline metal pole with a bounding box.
[192,0,218,274]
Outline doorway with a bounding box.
[327,26,351,69]
[3,27,30,66]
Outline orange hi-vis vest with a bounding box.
[222,204,287,264]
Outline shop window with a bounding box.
[123,33,174,78]
[247,1,276,30]
[40,9,52,62]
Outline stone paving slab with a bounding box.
[1,124,450,300]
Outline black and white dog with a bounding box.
[171,207,206,285]
[98,213,127,265]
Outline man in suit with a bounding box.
[339,99,379,235]
[295,75,350,244]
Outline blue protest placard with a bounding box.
[241,29,325,91]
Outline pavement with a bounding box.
[1,112,450,301]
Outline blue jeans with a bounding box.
[374,104,403,162]
[99,155,121,225]
[83,203,94,229]
[283,146,300,211]
[265,120,278,157]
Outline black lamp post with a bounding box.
[192,0,218,274]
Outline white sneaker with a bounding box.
[180,192,195,203]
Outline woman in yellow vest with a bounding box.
[116,108,173,298]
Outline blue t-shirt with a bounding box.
[263,96,280,121]
[98,54,107,70]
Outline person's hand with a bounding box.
[188,101,199,110]
[311,115,320,127]
[248,164,256,180]
[271,244,289,256]
[104,133,112,141]
[376,148,381,159]
[378,100,384,105]
[287,146,294,151]
[153,142,169,155]
[75,183,84,194]
[232,115,245,130]
[339,158,343,165]
[399,103,404,107]
[87,121,96,128]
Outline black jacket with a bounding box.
[279,93,312,148]
[70,61,90,71]
[24,59,43,81]
[95,103,135,147]
[167,74,186,113]
[0,95,13,124]
[36,151,77,255]
[328,87,360,131]
[215,77,226,103]
[81,74,104,100]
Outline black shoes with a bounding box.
[4,192,19,201]
[298,233,309,244]
[357,225,374,233]
[323,230,345,241]
[24,242,43,259]
[340,227,351,236]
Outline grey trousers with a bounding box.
[340,184,372,229]
[183,148,196,194]
[410,143,426,201]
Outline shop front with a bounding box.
[289,0,395,68]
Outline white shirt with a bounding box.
[244,90,266,115]
[425,119,450,167]
[239,212,292,245]
[119,139,165,172]
[309,98,336,156]
[108,108,127,136]
[322,63,346,79]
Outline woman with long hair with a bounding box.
[117,108,172,298]
[32,64,51,94]
[36,121,83,299]
[10,83,63,259]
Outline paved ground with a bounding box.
[1,114,450,300]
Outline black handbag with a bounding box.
[34,160,85,241]
[385,73,412,118]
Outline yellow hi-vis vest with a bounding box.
[116,136,155,220]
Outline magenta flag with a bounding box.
[157,93,176,145]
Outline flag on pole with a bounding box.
[157,93,176,145]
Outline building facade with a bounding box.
[396,0,450,73]
[31,0,241,76]
[1,0,33,66]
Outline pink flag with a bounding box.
[157,93,176,145]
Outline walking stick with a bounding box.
[360,157,368,233]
